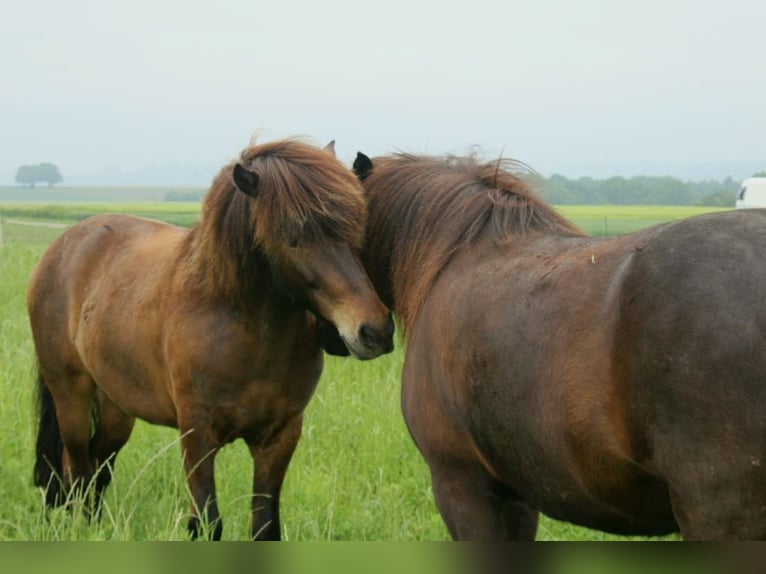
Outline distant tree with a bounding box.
[15,165,36,187]
[37,163,63,186]
[697,190,736,207]
[539,174,579,204]
[753,171,766,178]
[164,190,205,201]
[14,163,63,187]
[536,173,740,206]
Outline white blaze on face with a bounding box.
[327,307,370,359]
[293,243,389,360]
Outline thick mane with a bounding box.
[236,141,368,251]
[362,152,585,331]
[184,138,367,302]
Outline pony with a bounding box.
[28,138,394,540]
[352,150,766,540]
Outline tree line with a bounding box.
[164,190,205,201]
[162,172,750,206]
[12,161,762,207]
[534,173,745,206]
[15,163,63,187]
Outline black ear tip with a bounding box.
[353,152,373,181]
[232,163,259,197]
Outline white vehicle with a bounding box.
[736,177,766,208]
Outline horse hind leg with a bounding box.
[35,369,97,510]
[34,370,65,507]
[88,389,136,514]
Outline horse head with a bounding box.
[231,141,394,359]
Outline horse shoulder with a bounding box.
[164,303,322,426]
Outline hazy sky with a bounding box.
[2,0,765,182]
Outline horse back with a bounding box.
[29,213,184,329]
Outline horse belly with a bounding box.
[76,326,178,426]
[466,386,679,535]
[521,452,679,536]
[73,260,179,424]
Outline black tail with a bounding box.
[33,370,64,507]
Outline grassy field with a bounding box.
[0,202,201,227]
[556,204,729,235]
[0,201,728,236]
[1,235,443,541]
[0,203,728,541]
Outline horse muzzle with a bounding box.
[340,312,394,360]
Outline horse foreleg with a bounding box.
[665,456,766,540]
[405,374,539,540]
[248,416,303,541]
[495,484,541,540]
[429,461,539,540]
[179,425,222,540]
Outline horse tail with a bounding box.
[33,369,64,507]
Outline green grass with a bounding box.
[0,202,730,238]
[0,236,443,540]
[0,201,201,227]
[556,204,730,236]
[0,203,706,540]
[1,222,68,245]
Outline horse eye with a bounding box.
[288,238,299,248]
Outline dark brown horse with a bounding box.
[353,151,766,540]
[28,138,394,540]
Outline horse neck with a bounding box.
[362,161,586,332]
[181,224,296,318]
[363,195,462,333]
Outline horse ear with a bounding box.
[353,152,373,181]
[232,163,259,198]
[323,140,336,157]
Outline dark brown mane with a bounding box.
[184,138,368,300]
[362,152,585,331]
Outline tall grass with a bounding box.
[0,233,448,540]
[557,205,729,235]
[0,202,201,227]
[0,201,728,237]
[0,206,701,540]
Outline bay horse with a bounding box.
[352,151,766,540]
[28,138,394,540]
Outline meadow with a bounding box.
[0,202,728,540]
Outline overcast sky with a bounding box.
[2,0,765,183]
